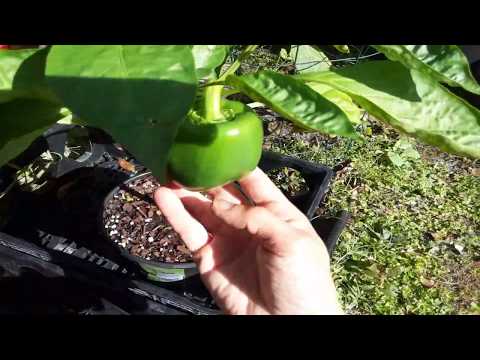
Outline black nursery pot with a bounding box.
[102,173,198,283]
[258,151,334,219]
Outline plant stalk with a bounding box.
[218,45,259,81]
[201,45,259,122]
[203,84,224,122]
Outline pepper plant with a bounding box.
[1,45,479,189]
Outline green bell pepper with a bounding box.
[167,99,263,190]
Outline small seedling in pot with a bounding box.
[267,167,308,197]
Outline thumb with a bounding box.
[212,198,298,255]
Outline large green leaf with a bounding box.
[373,45,480,95]
[307,82,361,124]
[0,99,63,166]
[226,70,358,138]
[297,60,480,159]
[192,45,230,79]
[45,45,198,182]
[0,47,59,104]
[289,45,331,73]
[0,49,35,101]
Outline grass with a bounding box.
[244,45,480,314]
[262,113,480,315]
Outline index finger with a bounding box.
[154,187,210,252]
[238,168,308,220]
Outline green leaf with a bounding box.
[386,139,420,168]
[296,61,480,159]
[373,45,480,95]
[0,47,59,104]
[226,70,358,138]
[289,45,331,73]
[307,82,361,124]
[45,45,197,182]
[279,48,290,60]
[333,45,350,54]
[0,49,35,102]
[55,107,88,126]
[387,151,406,167]
[0,99,63,167]
[394,138,420,160]
[192,45,230,79]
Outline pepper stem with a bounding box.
[200,45,259,123]
[203,84,224,122]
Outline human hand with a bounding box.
[154,168,343,315]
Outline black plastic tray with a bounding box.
[0,232,218,315]
[259,150,335,219]
[0,125,349,314]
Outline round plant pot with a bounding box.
[121,249,198,283]
[101,172,198,283]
